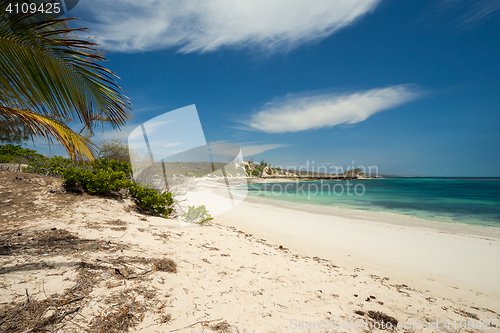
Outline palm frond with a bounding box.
[0,106,98,161]
[0,0,132,134]
[0,0,132,161]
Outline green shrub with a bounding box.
[61,168,91,187]
[0,155,14,163]
[24,155,85,177]
[91,158,132,177]
[2,144,173,218]
[24,156,131,178]
[181,205,213,224]
[86,169,131,194]
[61,167,131,195]
[0,144,45,163]
[129,183,173,217]
[0,144,41,158]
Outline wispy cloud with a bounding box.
[244,85,420,133]
[136,105,175,113]
[459,0,500,25]
[208,141,289,156]
[77,0,381,53]
[431,0,500,27]
[240,143,290,156]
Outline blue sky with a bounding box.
[31,0,500,176]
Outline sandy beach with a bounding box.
[217,195,500,308]
[1,171,500,332]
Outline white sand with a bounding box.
[2,174,500,332]
[216,196,500,311]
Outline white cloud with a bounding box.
[77,0,381,53]
[245,85,420,133]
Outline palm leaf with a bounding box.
[0,0,132,160]
[0,106,98,161]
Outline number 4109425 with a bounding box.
[5,2,62,15]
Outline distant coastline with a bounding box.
[243,161,381,181]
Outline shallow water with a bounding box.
[243,178,500,228]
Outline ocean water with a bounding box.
[244,178,500,228]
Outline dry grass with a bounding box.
[88,304,139,333]
[0,172,176,332]
[153,258,177,273]
[0,228,128,262]
[107,219,127,226]
[159,313,172,324]
[366,310,398,327]
[211,320,232,332]
[0,261,104,332]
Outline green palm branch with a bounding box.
[0,0,132,161]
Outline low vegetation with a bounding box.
[129,183,173,217]
[0,144,45,164]
[0,143,174,218]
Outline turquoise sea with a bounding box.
[245,178,500,228]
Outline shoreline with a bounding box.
[243,178,500,234]
[216,195,500,311]
[243,193,500,239]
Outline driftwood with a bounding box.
[169,318,223,332]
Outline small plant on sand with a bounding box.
[181,205,213,224]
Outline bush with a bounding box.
[91,158,132,177]
[61,167,131,195]
[0,155,14,163]
[129,183,173,218]
[61,164,173,216]
[24,155,85,177]
[0,144,45,163]
[24,155,131,179]
[60,168,91,188]
[181,205,213,224]
[86,169,131,194]
[2,144,173,218]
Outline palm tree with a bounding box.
[0,0,131,161]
